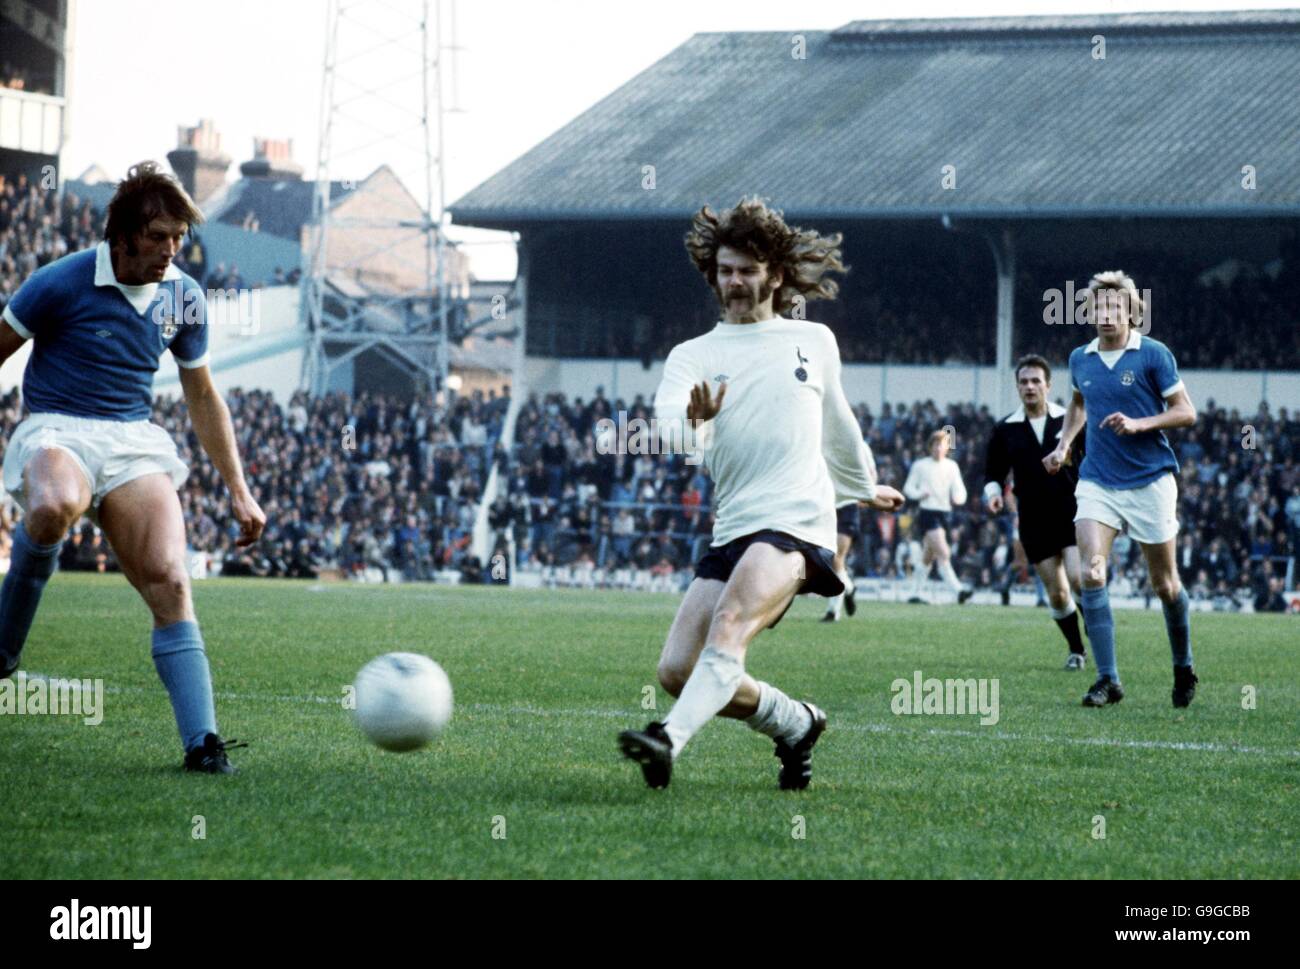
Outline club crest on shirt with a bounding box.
[1120,370,1135,386]
[794,346,808,382]
[159,315,179,342]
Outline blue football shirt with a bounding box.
[2,242,209,421]
[1068,330,1182,489]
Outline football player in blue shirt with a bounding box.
[0,162,265,772]
[1044,271,1198,708]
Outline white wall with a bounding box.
[525,356,1298,415]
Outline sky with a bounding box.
[63,0,1294,279]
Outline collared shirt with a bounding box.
[1068,330,1182,489]
[3,242,209,420]
[983,400,1080,514]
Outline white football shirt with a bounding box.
[903,456,968,511]
[654,316,876,551]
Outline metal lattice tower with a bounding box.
[300,0,460,398]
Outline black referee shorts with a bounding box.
[1020,512,1078,565]
[694,529,844,629]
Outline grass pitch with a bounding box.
[2,572,1297,879]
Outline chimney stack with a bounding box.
[239,137,304,180]
[167,119,231,206]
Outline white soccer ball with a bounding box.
[353,652,453,752]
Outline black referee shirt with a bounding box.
[983,403,1082,523]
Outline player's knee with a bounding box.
[1049,586,1071,610]
[1079,553,1106,589]
[656,660,688,697]
[1152,575,1181,602]
[24,494,84,542]
[139,561,191,609]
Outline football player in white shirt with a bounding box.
[618,197,903,790]
[902,429,972,603]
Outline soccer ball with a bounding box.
[353,652,453,752]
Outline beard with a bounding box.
[715,275,779,321]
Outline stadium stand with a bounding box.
[1,376,1295,606]
[0,173,99,310]
[0,177,1295,607]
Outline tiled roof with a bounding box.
[450,11,1300,226]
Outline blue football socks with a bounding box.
[1162,587,1194,668]
[0,522,63,670]
[1080,585,1118,680]
[151,620,218,751]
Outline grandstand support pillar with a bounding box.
[513,236,528,402]
[986,227,1017,417]
[469,234,528,581]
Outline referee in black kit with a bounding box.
[983,355,1089,669]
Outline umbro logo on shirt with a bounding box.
[714,374,729,383]
[96,329,112,339]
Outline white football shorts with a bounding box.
[2,412,189,524]
[1074,472,1179,546]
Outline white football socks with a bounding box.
[744,681,812,746]
[938,560,964,593]
[824,593,843,619]
[909,564,927,595]
[662,645,744,756]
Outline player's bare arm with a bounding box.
[1044,389,1085,474]
[1100,386,1196,436]
[178,365,266,547]
[0,318,25,368]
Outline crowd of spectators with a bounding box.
[0,385,509,581]
[0,381,1295,609]
[167,387,507,581]
[0,172,100,316]
[487,391,1298,610]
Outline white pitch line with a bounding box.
[20,672,1300,759]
